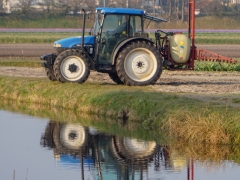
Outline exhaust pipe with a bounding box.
[81,9,86,49]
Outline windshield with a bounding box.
[92,13,104,35]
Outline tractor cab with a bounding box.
[92,8,145,68]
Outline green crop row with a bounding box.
[0,32,80,44]
[0,32,239,44]
[194,60,240,71]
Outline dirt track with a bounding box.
[0,66,239,95]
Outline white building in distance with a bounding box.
[0,0,101,13]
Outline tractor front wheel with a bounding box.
[53,49,90,83]
[116,41,162,86]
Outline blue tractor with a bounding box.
[40,8,167,86]
[41,2,236,86]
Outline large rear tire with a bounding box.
[53,49,90,83]
[108,72,124,84]
[116,41,162,86]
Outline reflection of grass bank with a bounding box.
[0,76,240,145]
[0,99,168,144]
[1,99,240,166]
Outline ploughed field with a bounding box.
[0,44,239,96]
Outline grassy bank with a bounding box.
[0,98,168,144]
[0,32,240,44]
[0,75,240,145]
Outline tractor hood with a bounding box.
[54,36,95,48]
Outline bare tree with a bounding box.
[153,0,156,16]
[41,0,56,14]
[128,0,141,9]
[159,0,163,15]
[181,0,185,22]
[167,0,172,20]
[14,0,35,14]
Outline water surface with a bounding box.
[1,109,240,180]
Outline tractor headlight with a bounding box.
[54,43,62,48]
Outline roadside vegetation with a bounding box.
[0,75,240,145]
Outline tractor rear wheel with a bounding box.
[116,41,162,86]
[45,67,57,81]
[53,49,90,83]
[108,72,124,84]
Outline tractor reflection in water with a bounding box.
[40,121,186,179]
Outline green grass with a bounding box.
[1,14,240,29]
[195,33,240,44]
[0,57,41,67]
[0,32,81,44]
[195,16,240,30]
[157,15,240,30]
[0,32,239,44]
[149,32,240,45]
[0,75,240,145]
[0,15,92,28]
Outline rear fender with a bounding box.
[111,37,154,65]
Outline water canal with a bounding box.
[1,106,240,180]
